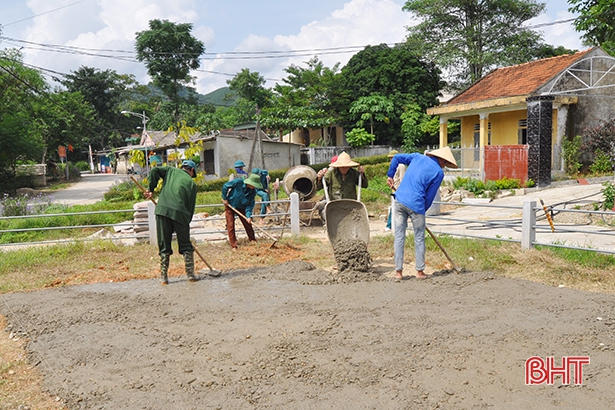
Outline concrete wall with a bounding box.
[301,146,391,165]
[284,126,345,146]
[17,164,46,187]
[216,136,302,178]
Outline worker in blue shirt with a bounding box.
[222,173,263,249]
[387,147,457,281]
[234,160,248,179]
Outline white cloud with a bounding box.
[5,0,585,96]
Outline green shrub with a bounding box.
[602,181,615,211]
[562,135,583,175]
[0,192,52,217]
[589,149,613,175]
[75,161,90,171]
[452,176,525,197]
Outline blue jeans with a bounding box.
[393,200,426,272]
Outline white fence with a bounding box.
[2,194,614,255]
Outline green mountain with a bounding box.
[199,87,235,107]
[139,84,236,108]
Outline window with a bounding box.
[518,119,527,144]
[203,149,215,175]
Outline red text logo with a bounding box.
[525,356,590,385]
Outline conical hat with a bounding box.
[330,152,359,167]
[425,146,458,168]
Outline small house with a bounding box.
[428,47,615,186]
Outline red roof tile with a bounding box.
[446,49,592,105]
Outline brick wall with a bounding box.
[484,145,529,182]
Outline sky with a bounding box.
[1,0,585,95]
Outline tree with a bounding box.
[59,66,138,149]
[0,49,47,192]
[569,0,615,55]
[135,19,205,119]
[336,43,444,146]
[32,91,96,166]
[403,0,547,90]
[400,103,459,151]
[345,128,375,148]
[349,94,395,136]
[271,57,343,145]
[227,68,272,114]
[274,57,341,111]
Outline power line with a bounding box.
[1,35,372,59]
[1,0,91,27]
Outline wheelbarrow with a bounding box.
[322,171,370,245]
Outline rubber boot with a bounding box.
[184,251,198,282]
[160,254,170,285]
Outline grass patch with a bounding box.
[536,245,615,269]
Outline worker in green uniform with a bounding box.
[144,160,198,285]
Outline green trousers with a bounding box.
[156,215,193,256]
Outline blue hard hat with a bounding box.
[182,160,196,170]
[234,160,246,168]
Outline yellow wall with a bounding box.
[460,111,527,146]
[460,110,559,147]
[490,111,526,145]
[460,115,478,147]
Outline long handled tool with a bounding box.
[191,239,222,277]
[425,226,461,274]
[130,176,156,205]
[540,198,555,233]
[227,204,279,248]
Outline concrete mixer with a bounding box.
[282,165,319,200]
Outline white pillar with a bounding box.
[147,201,157,245]
[555,105,569,172]
[290,192,300,236]
[522,200,536,249]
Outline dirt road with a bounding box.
[2,260,614,409]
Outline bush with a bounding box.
[0,192,52,217]
[582,118,615,161]
[589,149,613,175]
[602,181,615,211]
[104,180,143,202]
[57,163,82,180]
[452,176,526,197]
[75,161,90,172]
[562,135,583,175]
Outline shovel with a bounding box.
[323,171,370,245]
[130,175,156,205]
[226,204,279,248]
[191,239,222,277]
[425,226,461,274]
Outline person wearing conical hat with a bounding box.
[316,151,368,201]
[386,146,457,281]
[315,151,369,223]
